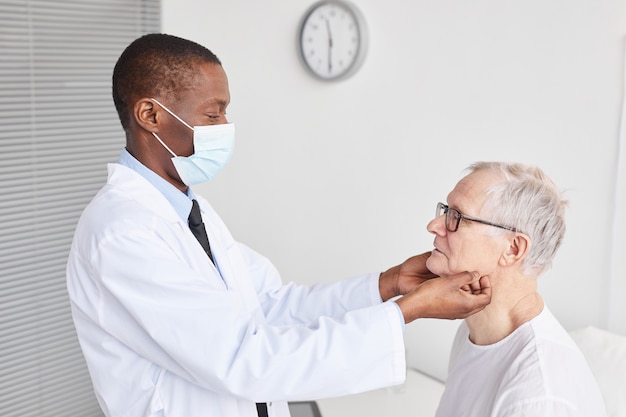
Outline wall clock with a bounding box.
[298,1,368,81]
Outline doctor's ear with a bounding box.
[499,233,531,267]
[133,99,158,131]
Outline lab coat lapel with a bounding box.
[194,195,266,321]
[107,164,225,285]
[108,164,263,316]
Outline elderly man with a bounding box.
[428,161,607,417]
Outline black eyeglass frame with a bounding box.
[436,202,519,233]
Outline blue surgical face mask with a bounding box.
[150,98,235,185]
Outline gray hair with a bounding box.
[467,161,568,274]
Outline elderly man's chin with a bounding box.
[426,250,450,277]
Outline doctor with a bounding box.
[66,33,491,417]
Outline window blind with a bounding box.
[0,1,160,416]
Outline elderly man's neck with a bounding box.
[465,272,543,346]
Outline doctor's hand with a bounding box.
[379,252,438,302]
[394,272,492,323]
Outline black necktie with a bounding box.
[256,403,268,417]
[188,199,214,263]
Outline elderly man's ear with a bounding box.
[499,234,531,267]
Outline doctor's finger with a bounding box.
[477,276,492,296]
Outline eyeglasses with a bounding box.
[436,202,519,233]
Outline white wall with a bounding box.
[162,0,626,345]
[610,53,626,336]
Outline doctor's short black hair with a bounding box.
[112,33,221,131]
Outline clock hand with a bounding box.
[325,18,333,73]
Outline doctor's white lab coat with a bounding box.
[66,163,406,417]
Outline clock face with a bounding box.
[299,1,367,81]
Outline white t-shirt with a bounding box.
[435,307,607,417]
